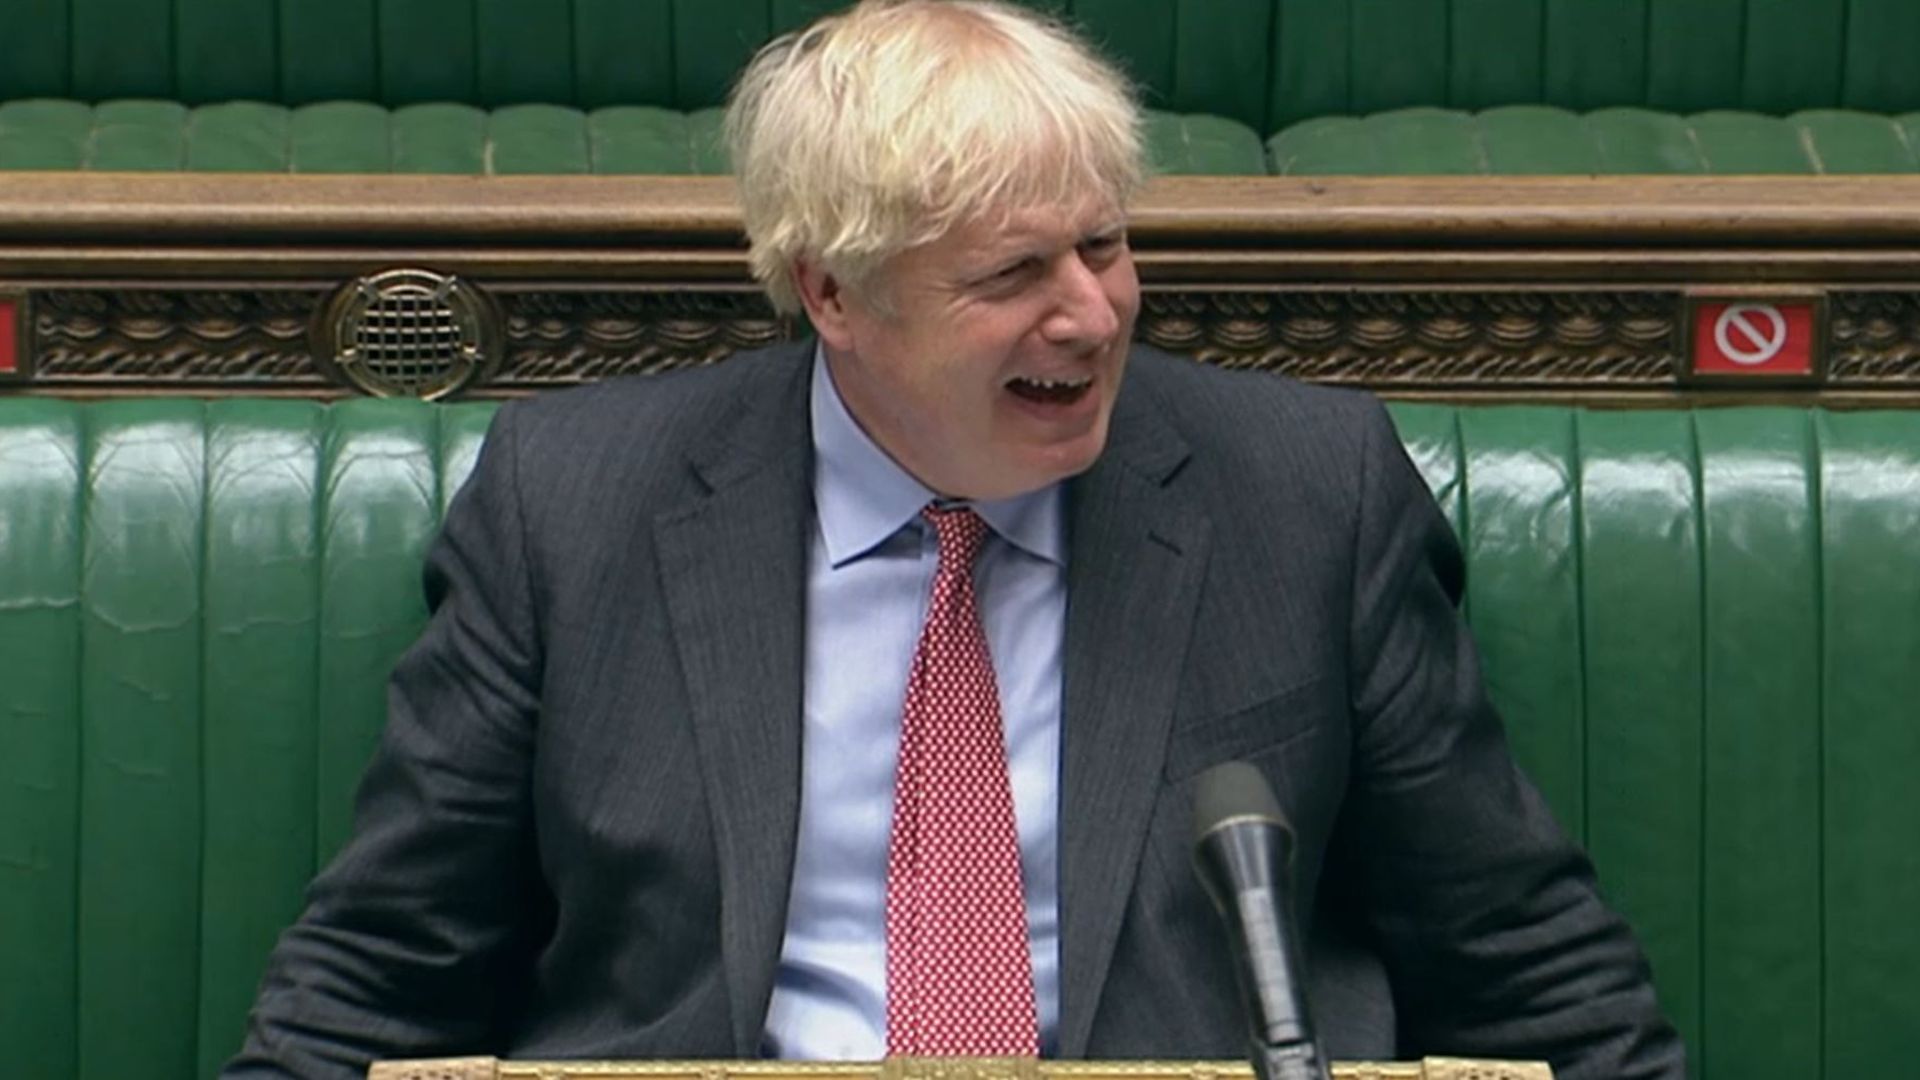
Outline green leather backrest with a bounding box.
[0,399,496,1080]
[2,396,1917,1080]
[5,0,1920,131]
[12,99,1920,176]
[1270,105,1920,174]
[0,99,1270,175]
[1391,404,1920,1080]
[1256,0,1920,128]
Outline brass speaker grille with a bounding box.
[315,269,501,398]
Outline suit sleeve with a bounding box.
[1338,399,1686,1080]
[224,403,547,1080]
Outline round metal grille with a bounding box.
[314,269,501,399]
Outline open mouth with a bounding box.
[1005,374,1093,405]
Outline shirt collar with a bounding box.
[810,345,1066,569]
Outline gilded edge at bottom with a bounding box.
[368,1056,1551,1080]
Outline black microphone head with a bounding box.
[1190,761,1326,1079]
[1192,760,1288,847]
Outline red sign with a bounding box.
[0,297,15,374]
[1692,301,1816,376]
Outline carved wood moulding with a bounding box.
[500,290,796,385]
[12,286,798,393]
[7,174,1920,401]
[9,281,1920,400]
[34,287,327,385]
[1829,291,1920,383]
[1137,291,1679,387]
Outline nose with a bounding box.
[1039,252,1121,348]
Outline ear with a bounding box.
[792,258,858,352]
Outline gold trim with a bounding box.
[21,386,1920,408]
[367,1059,1551,1080]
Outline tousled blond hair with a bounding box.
[725,0,1145,314]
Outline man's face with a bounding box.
[802,200,1140,501]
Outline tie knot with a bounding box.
[922,504,990,571]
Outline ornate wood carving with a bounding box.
[497,290,795,384]
[16,282,1920,400]
[33,288,325,384]
[6,175,1920,400]
[1829,292,1920,383]
[1138,291,1679,387]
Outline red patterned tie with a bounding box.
[884,505,1041,1057]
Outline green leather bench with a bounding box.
[5,0,1920,175]
[3,391,1917,1080]
[14,97,1920,175]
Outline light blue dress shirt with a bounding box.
[761,350,1065,1060]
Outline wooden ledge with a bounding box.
[1132,175,1920,246]
[0,174,745,245]
[4,172,1920,248]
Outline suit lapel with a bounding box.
[653,348,813,1056]
[1056,379,1211,1057]
[652,345,1211,1057]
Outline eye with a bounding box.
[977,257,1038,289]
[1079,232,1126,264]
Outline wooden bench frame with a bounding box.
[3,173,1919,405]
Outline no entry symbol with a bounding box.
[1713,304,1788,366]
[1691,299,1817,377]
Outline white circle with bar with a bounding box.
[1712,304,1789,366]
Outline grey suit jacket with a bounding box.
[228,342,1684,1080]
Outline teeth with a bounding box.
[1012,375,1091,390]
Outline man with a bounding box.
[227,2,1684,1078]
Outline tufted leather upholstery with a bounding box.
[2,394,1917,1079]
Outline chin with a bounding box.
[1021,436,1108,489]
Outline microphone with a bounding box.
[1191,761,1330,1080]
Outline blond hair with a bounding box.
[726,0,1145,313]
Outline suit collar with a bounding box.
[809,344,1065,569]
[683,342,815,493]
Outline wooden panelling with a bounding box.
[3,174,1920,403]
